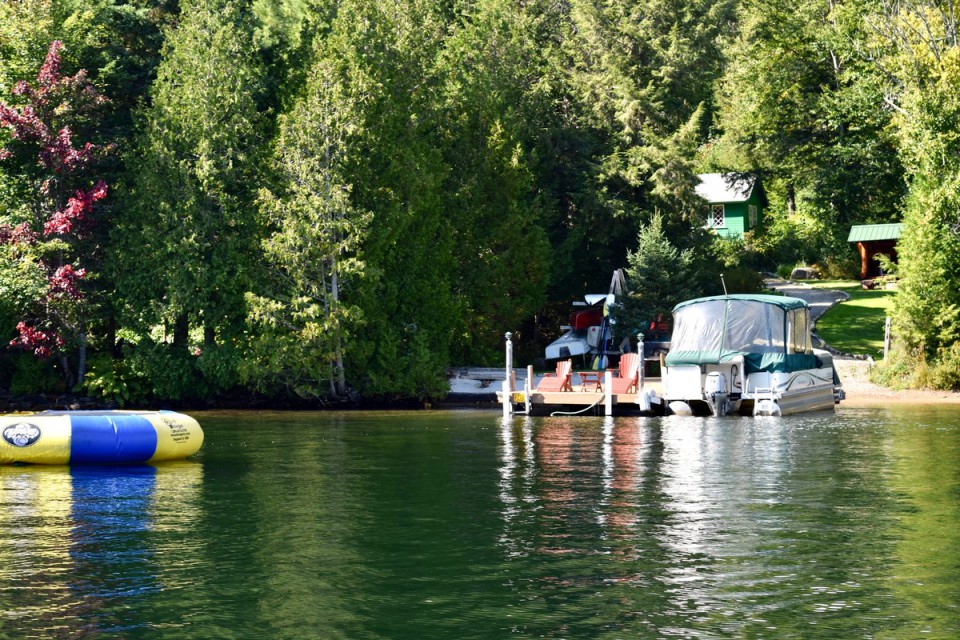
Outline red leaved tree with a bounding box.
[0,41,112,387]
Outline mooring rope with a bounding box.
[549,399,603,417]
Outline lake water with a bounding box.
[1,407,959,638]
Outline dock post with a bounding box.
[636,332,646,410]
[526,364,533,414]
[637,332,645,390]
[503,332,514,417]
[604,370,613,415]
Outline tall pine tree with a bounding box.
[244,49,370,401]
[115,0,264,398]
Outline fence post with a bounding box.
[884,317,891,360]
[637,332,645,392]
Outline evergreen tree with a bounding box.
[252,0,337,113]
[115,0,264,398]
[437,0,551,363]
[540,0,736,296]
[316,0,454,400]
[243,51,370,401]
[614,213,700,335]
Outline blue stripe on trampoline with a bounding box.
[70,415,158,463]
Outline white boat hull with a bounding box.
[663,363,841,417]
[544,330,591,360]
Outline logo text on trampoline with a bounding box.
[3,423,41,447]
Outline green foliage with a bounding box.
[437,0,550,363]
[113,0,266,398]
[719,265,765,295]
[121,341,207,401]
[0,248,47,321]
[875,253,897,276]
[877,3,960,386]
[715,0,904,269]
[614,213,702,332]
[319,0,459,400]
[252,0,336,112]
[9,354,64,395]
[243,43,371,400]
[540,0,736,295]
[7,0,959,400]
[81,354,146,407]
[356,325,448,401]
[874,342,960,391]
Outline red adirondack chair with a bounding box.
[536,360,574,392]
[609,353,640,394]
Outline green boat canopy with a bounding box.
[665,295,818,373]
[672,293,810,313]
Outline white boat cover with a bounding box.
[545,330,591,359]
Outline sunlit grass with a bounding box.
[808,280,896,359]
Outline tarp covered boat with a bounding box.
[662,294,844,416]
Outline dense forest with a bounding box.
[0,0,956,405]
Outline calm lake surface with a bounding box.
[2,407,959,639]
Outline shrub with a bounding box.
[9,355,65,395]
[81,355,148,407]
[872,342,960,391]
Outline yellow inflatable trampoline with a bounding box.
[0,411,203,465]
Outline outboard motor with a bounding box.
[704,372,730,416]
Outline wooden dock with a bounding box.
[499,373,665,416]
[494,332,668,416]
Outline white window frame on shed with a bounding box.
[748,204,758,228]
[709,204,726,228]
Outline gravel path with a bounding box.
[764,277,960,403]
[763,277,850,322]
[763,277,888,399]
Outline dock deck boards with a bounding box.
[499,378,665,415]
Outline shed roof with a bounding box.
[847,223,903,243]
[695,173,757,203]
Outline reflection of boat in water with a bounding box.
[662,295,844,416]
[0,411,203,464]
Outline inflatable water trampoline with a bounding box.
[0,410,203,465]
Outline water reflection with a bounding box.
[884,406,960,637]
[0,461,202,636]
[494,414,928,637]
[1,410,959,638]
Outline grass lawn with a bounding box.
[808,280,896,359]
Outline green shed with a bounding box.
[696,173,765,238]
[847,223,902,279]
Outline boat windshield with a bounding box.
[670,299,811,356]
